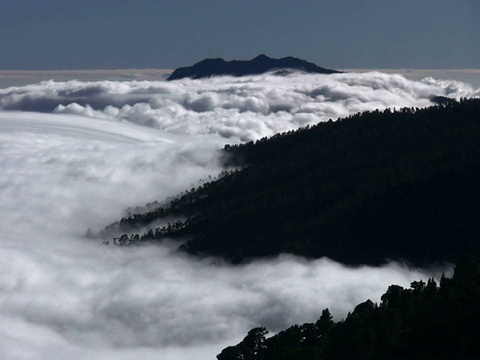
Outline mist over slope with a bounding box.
[110,99,480,266]
[0,71,478,360]
[218,259,480,360]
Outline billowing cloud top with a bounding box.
[1,72,477,142]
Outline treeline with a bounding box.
[217,258,480,360]
[106,98,480,266]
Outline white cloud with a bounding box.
[1,72,478,143]
[0,73,460,359]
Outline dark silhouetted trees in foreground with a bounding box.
[104,98,480,267]
[217,258,480,360]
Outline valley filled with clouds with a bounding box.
[0,72,477,359]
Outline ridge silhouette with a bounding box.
[167,55,340,80]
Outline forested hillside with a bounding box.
[104,98,480,266]
[217,258,480,360]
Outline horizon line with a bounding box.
[0,68,173,75]
[1,68,480,74]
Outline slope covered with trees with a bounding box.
[217,258,480,360]
[104,98,480,266]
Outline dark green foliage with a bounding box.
[217,259,480,360]
[106,98,480,266]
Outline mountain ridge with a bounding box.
[166,54,340,80]
[103,98,480,267]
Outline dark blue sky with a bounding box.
[1,0,478,70]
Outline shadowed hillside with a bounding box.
[104,98,480,267]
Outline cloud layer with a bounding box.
[0,72,466,359]
[1,72,478,142]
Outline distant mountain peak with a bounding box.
[252,54,271,61]
[166,55,340,80]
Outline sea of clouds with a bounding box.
[0,71,477,360]
[2,71,478,142]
